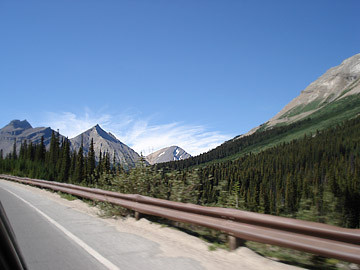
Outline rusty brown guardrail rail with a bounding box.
[1,174,360,264]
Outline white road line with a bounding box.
[3,186,121,270]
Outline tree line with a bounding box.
[0,132,122,184]
[155,118,312,170]
[183,116,360,228]
[1,116,359,228]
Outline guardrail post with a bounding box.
[228,235,245,251]
[135,211,142,221]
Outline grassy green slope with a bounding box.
[280,78,360,120]
[156,94,360,170]
[199,93,360,166]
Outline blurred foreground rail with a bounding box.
[1,174,360,264]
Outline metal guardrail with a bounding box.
[1,174,360,264]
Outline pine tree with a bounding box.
[74,137,84,183]
[112,151,117,175]
[26,141,35,161]
[104,151,111,173]
[97,149,102,177]
[36,136,46,162]
[69,151,77,182]
[285,173,296,214]
[227,180,240,208]
[19,140,27,160]
[87,138,96,182]
[12,140,17,160]
[48,131,59,167]
[59,138,71,182]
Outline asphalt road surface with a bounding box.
[0,180,203,270]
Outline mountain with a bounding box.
[247,53,360,135]
[0,120,56,156]
[0,120,142,168]
[69,124,141,168]
[156,53,360,170]
[146,146,191,165]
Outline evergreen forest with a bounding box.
[1,115,359,228]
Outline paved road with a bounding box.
[0,180,203,270]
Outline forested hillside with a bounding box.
[1,115,359,228]
[193,115,360,228]
[156,94,360,170]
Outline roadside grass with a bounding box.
[58,191,77,201]
[245,241,355,270]
[93,201,131,218]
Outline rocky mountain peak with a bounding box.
[70,124,140,167]
[341,53,360,74]
[89,124,117,143]
[263,53,360,130]
[0,120,33,136]
[5,119,32,130]
[0,120,56,155]
[146,146,191,165]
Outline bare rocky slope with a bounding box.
[246,53,360,135]
[69,124,141,168]
[0,120,141,168]
[146,146,191,165]
[0,120,57,156]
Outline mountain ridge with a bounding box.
[0,119,60,156]
[245,53,360,136]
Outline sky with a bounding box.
[1,0,359,155]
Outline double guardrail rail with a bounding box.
[1,174,360,264]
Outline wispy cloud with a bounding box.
[41,111,233,156]
[41,111,112,138]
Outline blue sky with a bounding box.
[1,0,359,155]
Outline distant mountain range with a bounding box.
[0,120,191,166]
[146,146,191,165]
